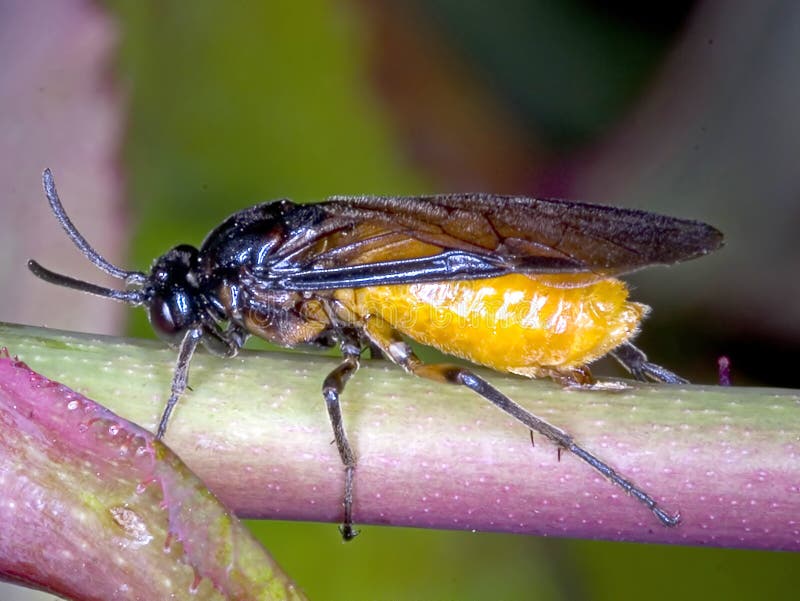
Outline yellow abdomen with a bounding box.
[339,274,647,377]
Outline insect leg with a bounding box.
[610,341,688,384]
[156,327,203,439]
[322,332,362,541]
[201,321,248,358]
[367,341,387,360]
[362,316,680,528]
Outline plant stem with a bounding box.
[2,321,798,550]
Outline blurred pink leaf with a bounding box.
[0,350,306,601]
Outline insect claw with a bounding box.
[653,507,681,528]
[339,523,360,541]
[610,342,689,384]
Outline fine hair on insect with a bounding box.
[29,168,723,538]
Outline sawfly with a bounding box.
[29,169,723,538]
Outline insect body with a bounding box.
[341,273,645,382]
[29,169,723,539]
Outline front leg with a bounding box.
[156,327,203,439]
[322,332,362,540]
[157,321,246,439]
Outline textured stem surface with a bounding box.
[2,322,798,551]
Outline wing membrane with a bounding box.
[257,194,723,291]
[330,194,722,268]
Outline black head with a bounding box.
[144,245,203,343]
[27,169,205,344]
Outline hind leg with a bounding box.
[361,315,680,528]
[609,341,688,384]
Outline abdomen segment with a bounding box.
[339,274,647,378]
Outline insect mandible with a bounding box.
[29,169,723,539]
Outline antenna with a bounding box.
[27,259,146,305]
[27,169,149,305]
[41,168,147,284]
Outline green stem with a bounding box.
[2,322,798,550]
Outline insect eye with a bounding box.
[149,294,193,342]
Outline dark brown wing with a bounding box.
[257,193,723,290]
[329,194,722,270]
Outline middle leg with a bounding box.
[322,330,362,540]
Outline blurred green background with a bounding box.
[3,0,799,599]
